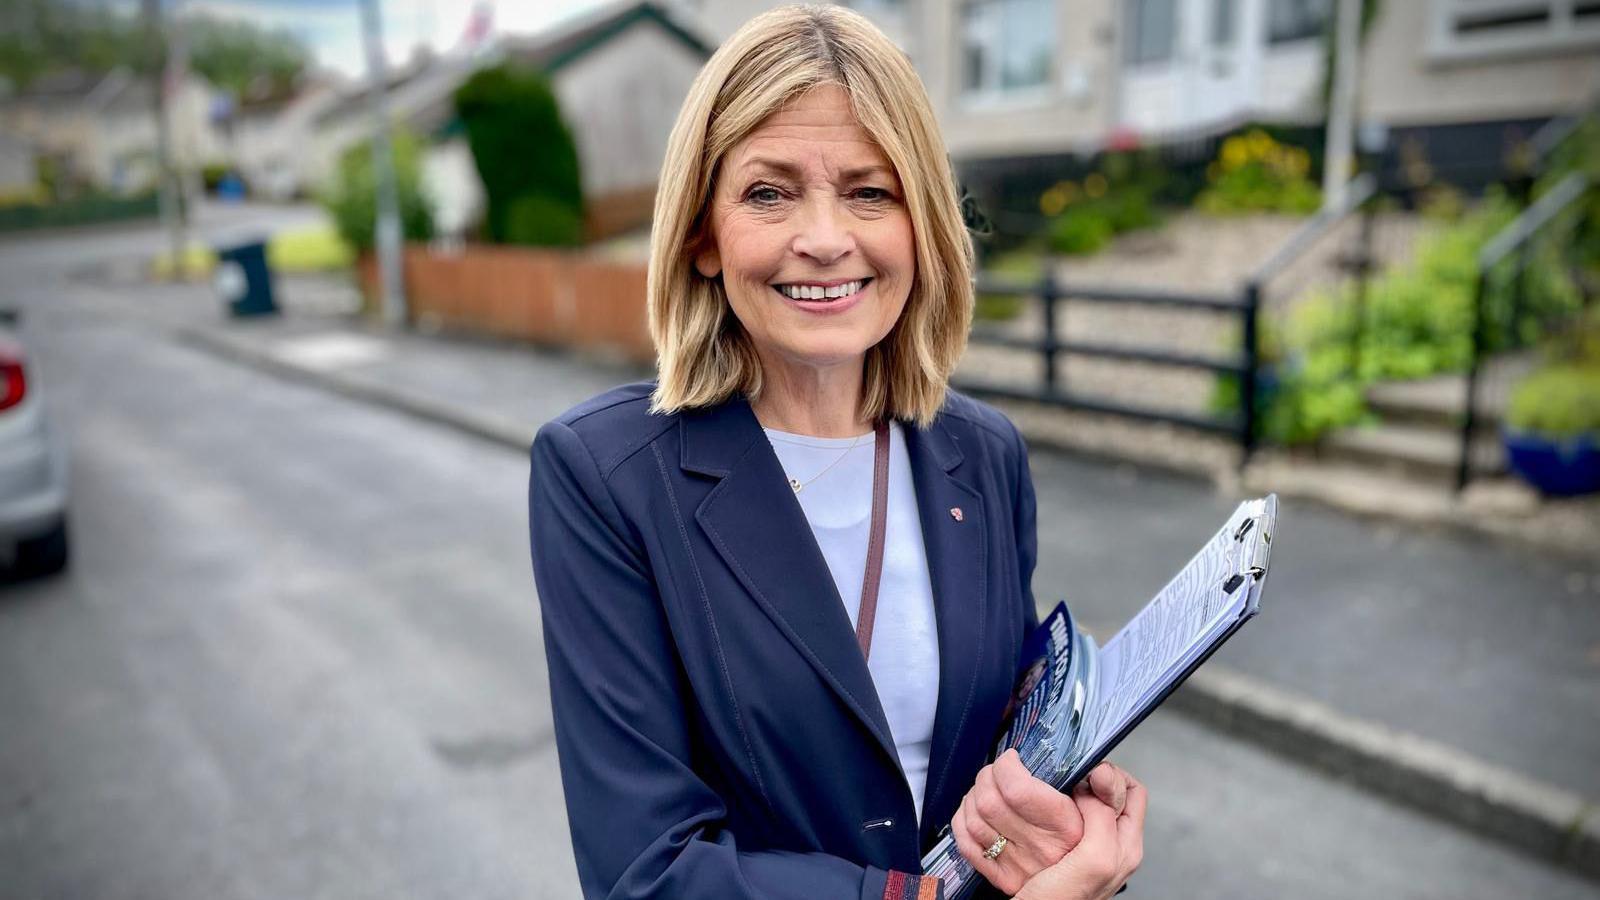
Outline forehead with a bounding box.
[724,83,892,175]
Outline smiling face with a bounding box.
[694,83,916,376]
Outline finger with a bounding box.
[1119,772,1147,828]
[1071,789,1120,855]
[968,769,1056,877]
[954,795,1024,895]
[995,750,1084,841]
[1114,775,1147,868]
[1087,763,1128,817]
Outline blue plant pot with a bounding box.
[1502,429,1600,497]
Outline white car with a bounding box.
[0,314,68,576]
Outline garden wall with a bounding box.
[359,244,653,362]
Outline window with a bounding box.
[1124,0,1177,65]
[960,0,1053,96]
[1212,0,1238,45]
[1429,0,1600,58]
[1267,0,1332,43]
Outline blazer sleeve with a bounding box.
[1008,419,1040,635]
[528,421,943,900]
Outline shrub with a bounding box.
[505,194,583,248]
[454,63,584,246]
[1037,155,1164,257]
[1048,208,1112,256]
[319,129,435,252]
[1213,189,1585,445]
[1197,129,1321,215]
[1506,366,1600,437]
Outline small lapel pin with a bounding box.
[949,507,964,522]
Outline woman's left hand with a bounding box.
[951,752,1133,896]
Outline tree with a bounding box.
[0,0,306,101]
[185,13,308,101]
[453,63,584,246]
[319,129,435,253]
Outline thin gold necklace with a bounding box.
[786,432,869,494]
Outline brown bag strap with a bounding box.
[855,421,892,661]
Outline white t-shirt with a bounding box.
[763,423,941,825]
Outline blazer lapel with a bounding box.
[903,414,989,847]
[683,398,900,771]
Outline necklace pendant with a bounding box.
[789,478,803,493]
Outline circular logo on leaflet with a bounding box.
[213,260,248,301]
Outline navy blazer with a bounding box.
[527,382,1040,899]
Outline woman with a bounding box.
[527,6,1144,898]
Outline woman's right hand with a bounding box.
[1012,772,1146,900]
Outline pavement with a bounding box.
[167,282,1600,880]
[1,210,1598,898]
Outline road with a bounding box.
[0,210,1595,899]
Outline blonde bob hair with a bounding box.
[647,3,974,428]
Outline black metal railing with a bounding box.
[957,173,1380,469]
[1457,170,1595,491]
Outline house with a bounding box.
[305,0,713,241]
[0,67,225,196]
[229,75,346,201]
[1359,0,1600,189]
[676,0,1597,205]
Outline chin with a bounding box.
[775,335,877,368]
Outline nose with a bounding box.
[791,195,855,267]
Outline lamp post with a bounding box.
[360,0,408,327]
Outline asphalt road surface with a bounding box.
[1,212,1595,899]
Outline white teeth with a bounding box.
[777,280,864,300]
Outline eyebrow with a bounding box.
[739,158,894,182]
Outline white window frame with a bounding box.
[956,0,1057,109]
[1426,0,1600,63]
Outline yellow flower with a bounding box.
[1040,185,1067,216]
[1084,173,1108,198]
[1222,138,1248,170]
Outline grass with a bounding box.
[150,223,356,280]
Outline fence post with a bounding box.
[1040,273,1060,395]
[1240,280,1262,469]
[1456,269,1488,492]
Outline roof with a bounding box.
[503,1,712,74]
[314,1,712,140]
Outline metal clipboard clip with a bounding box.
[1223,504,1274,594]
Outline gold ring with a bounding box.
[982,834,1008,861]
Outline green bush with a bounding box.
[1214,190,1585,445]
[201,163,232,192]
[0,191,158,233]
[1037,159,1164,258]
[318,129,435,252]
[1197,129,1321,215]
[505,194,583,247]
[454,64,583,245]
[1048,208,1113,255]
[1506,366,1600,437]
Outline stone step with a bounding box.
[1364,355,1536,430]
[1320,421,1507,484]
[1366,377,1498,430]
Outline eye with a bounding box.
[744,185,785,205]
[852,186,893,202]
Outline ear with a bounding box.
[693,243,722,279]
